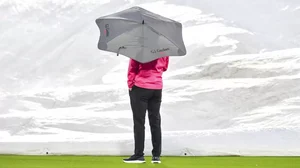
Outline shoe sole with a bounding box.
[151,161,161,164]
[123,160,146,164]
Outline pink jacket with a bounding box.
[127,56,169,90]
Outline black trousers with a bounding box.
[129,85,162,157]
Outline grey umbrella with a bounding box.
[95,6,187,63]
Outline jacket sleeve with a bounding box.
[127,59,139,88]
[163,56,169,72]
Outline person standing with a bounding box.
[123,56,169,164]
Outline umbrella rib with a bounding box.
[97,18,141,24]
[139,9,145,60]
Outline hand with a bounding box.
[129,88,132,91]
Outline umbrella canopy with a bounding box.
[95,6,187,63]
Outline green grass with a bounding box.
[0,155,299,168]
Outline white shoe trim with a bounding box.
[151,160,161,164]
[123,160,146,163]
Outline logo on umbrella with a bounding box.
[105,24,110,37]
[151,48,169,54]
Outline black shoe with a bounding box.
[151,156,161,164]
[123,155,145,163]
